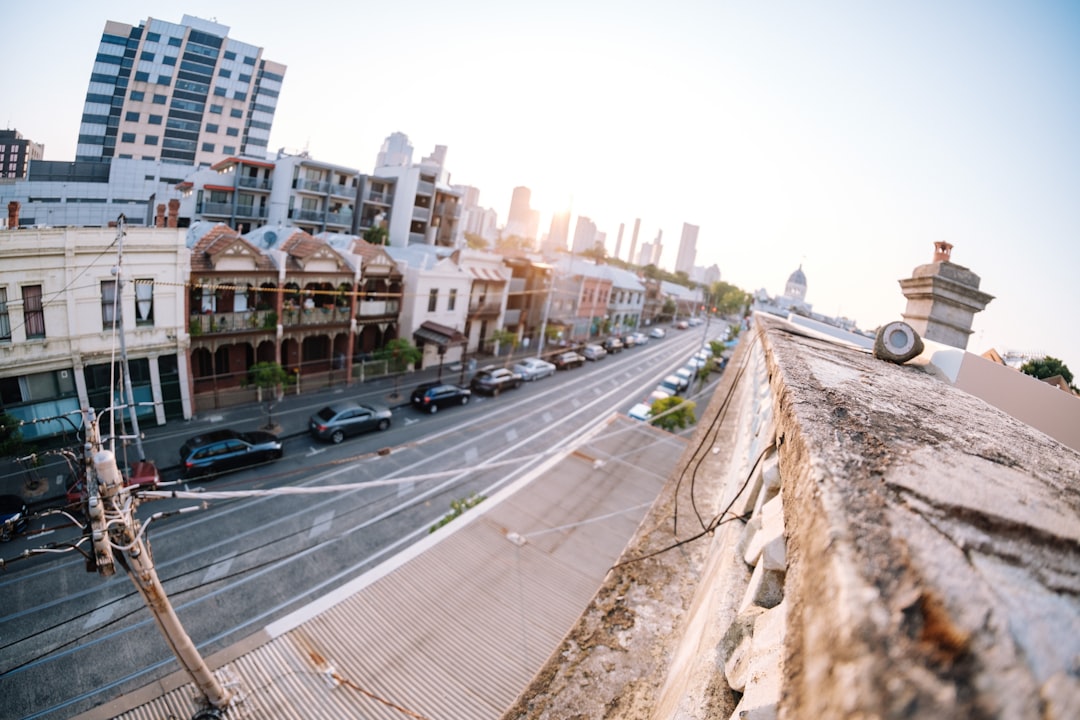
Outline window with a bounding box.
[135,279,154,325]
[230,108,243,118]
[125,111,140,122]
[225,127,239,136]
[167,36,182,47]
[148,114,162,125]
[101,280,117,327]
[428,288,438,312]
[146,32,160,42]
[162,55,176,66]
[219,69,231,78]
[201,142,215,152]
[145,135,159,145]
[0,288,10,341]
[205,123,218,133]
[233,90,247,101]
[222,145,236,154]
[214,86,227,97]
[22,285,45,339]
[157,75,171,86]
[130,90,145,101]
[209,104,223,114]
[152,94,166,104]
[140,51,155,62]
[121,132,136,143]
[223,50,236,61]
[448,289,457,311]
[134,71,150,82]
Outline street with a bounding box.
[0,326,724,720]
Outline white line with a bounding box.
[83,604,115,631]
[308,511,335,540]
[202,551,237,584]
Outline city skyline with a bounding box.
[2,1,1079,368]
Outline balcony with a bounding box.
[358,299,400,318]
[367,191,391,205]
[325,211,353,227]
[415,180,434,196]
[198,202,267,218]
[280,305,354,327]
[328,183,354,198]
[237,176,271,191]
[408,232,427,244]
[294,178,329,193]
[503,308,521,326]
[412,206,430,221]
[468,299,502,317]
[292,208,325,222]
[189,309,278,336]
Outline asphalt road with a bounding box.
[0,326,726,720]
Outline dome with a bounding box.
[787,265,807,287]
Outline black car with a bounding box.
[602,337,624,354]
[410,383,472,414]
[470,367,524,395]
[553,351,586,370]
[0,494,28,542]
[309,401,392,443]
[179,428,283,479]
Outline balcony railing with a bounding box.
[328,183,353,197]
[199,202,266,218]
[189,309,278,336]
[292,208,325,222]
[325,211,354,226]
[503,308,521,326]
[280,306,354,327]
[467,300,502,316]
[367,191,391,205]
[237,176,271,190]
[294,178,329,193]
[412,206,430,221]
[408,232,427,244]
[357,299,400,317]
[416,180,434,196]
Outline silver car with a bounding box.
[513,357,556,381]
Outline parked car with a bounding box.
[583,344,607,361]
[410,383,472,414]
[553,351,586,370]
[602,337,624,354]
[621,334,637,349]
[675,320,690,330]
[513,357,557,381]
[309,401,392,444]
[676,367,695,385]
[649,327,666,339]
[66,460,161,506]
[470,366,524,395]
[628,403,653,422]
[631,331,649,346]
[0,494,28,541]
[657,373,689,396]
[180,428,283,479]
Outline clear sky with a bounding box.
[4,1,1079,368]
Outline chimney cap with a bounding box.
[933,241,953,263]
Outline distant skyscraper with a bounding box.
[638,230,664,266]
[543,210,571,255]
[628,218,641,267]
[571,216,598,254]
[675,223,699,275]
[376,132,414,168]
[76,15,286,166]
[505,186,539,240]
[614,223,625,261]
[0,130,43,179]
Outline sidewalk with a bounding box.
[1,351,536,508]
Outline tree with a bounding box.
[377,338,422,373]
[0,412,24,458]
[249,362,289,430]
[363,225,389,246]
[490,328,518,357]
[710,280,751,317]
[465,232,489,250]
[580,244,607,262]
[650,396,696,432]
[1020,355,1076,391]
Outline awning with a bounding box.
[469,267,507,282]
[414,320,467,348]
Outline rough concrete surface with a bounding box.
[502,317,1080,719]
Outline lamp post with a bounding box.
[537,270,553,358]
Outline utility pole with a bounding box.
[84,408,232,715]
[111,215,145,462]
[537,268,553,358]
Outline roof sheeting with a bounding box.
[107,417,684,720]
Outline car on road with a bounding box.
[513,357,556,381]
[631,331,649,346]
[65,460,161,507]
[649,327,666,339]
[602,337,624,354]
[583,344,607,361]
[553,351,586,370]
[309,401,392,444]
[628,402,654,422]
[676,367,695,386]
[675,320,690,330]
[657,373,689,396]
[410,383,472,414]
[470,366,524,395]
[0,494,28,541]
[180,428,284,479]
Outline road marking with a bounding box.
[83,604,115,630]
[572,398,582,407]
[593,387,603,395]
[542,411,553,423]
[202,551,237,584]
[206,415,224,423]
[306,446,327,457]
[27,529,55,540]
[464,446,479,464]
[505,428,518,441]
[405,417,419,426]
[308,511,335,540]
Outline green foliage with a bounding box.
[189,320,203,336]
[464,233,489,250]
[376,338,422,372]
[249,361,289,390]
[363,225,389,246]
[430,492,486,533]
[708,340,725,357]
[650,396,696,432]
[580,244,607,261]
[0,412,24,457]
[1020,355,1076,390]
[491,328,518,355]
[495,234,534,253]
[710,281,752,316]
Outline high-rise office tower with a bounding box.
[675,222,699,275]
[377,132,414,168]
[614,223,625,261]
[571,216,598,254]
[628,218,641,267]
[505,186,538,240]
[76,15,286,166]
[543,210,571,256]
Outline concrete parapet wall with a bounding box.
[504,315,1080,719]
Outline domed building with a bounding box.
[751,263,813,318]
[784,265,808,305]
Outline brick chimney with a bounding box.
[933,240,953,263]
[899,243,993,350]
[7,201,19,229]
[155,203,166,228]
[167,198,179,228]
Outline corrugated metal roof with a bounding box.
[103,417,683,720]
